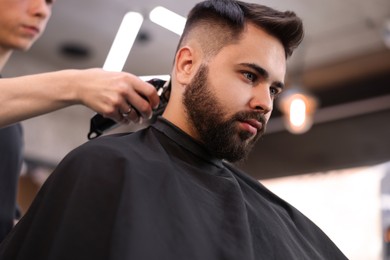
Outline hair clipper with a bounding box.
[87,78,171,140]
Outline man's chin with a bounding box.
[15,37,37,51]
[12,43,33,52]
[238,130,258,143]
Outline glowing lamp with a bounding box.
[277,87,318,134]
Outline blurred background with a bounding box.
[2,0,390,259]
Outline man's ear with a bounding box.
[174,46,198,86]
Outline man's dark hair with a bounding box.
[176,0,304,58]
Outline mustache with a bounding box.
[233,111,266,125]
[231,111,267,134]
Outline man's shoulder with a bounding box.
[80,128,149,152]
[62,126,162,165]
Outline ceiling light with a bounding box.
[103,12,143,72]
[139,75,171,82]
[149,6,186,35]
[382,18,390,49]
[277,87,319,134]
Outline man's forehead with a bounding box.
[215,32,286,77]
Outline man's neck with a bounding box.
[162,104,201,143]
[0,48,12,72]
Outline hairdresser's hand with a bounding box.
[0,69,159,127]
[73,68,160,123]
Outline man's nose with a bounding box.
[249,86,273,114]
[30,0,51,19]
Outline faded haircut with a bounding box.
[176,0,304,59]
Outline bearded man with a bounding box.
[0,1,347,259]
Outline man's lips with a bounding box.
[239,119,263,135]
[21,25,40,36]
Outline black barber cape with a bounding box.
[0,117,348,260]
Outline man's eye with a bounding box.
[270,86,281,97]
[243,72,257,82]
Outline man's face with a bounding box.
[184,65,268,162]
[183,24,286,162]
[0,0,54,52]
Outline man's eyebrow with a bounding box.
[240,63,285,90]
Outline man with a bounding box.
[0,0,158,242]
[0,0,348,259]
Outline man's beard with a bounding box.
[183,65,267,162]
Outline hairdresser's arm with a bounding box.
[0,68,160,127]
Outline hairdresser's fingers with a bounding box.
[76,69,159,123]
[124,76,160,120]
[120,105,141,124]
